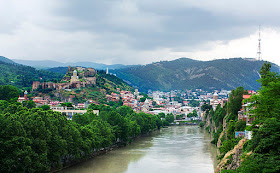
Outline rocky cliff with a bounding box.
[215,138,249,172]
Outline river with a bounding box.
[60,126,217,173]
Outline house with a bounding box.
[51,106,99,120]
[238,95,255,126]
[76,103,85,109]
[33,97,48,106]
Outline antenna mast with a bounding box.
[257,25,262,61]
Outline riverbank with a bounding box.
[52,129,160,173]
[51,146,114,173]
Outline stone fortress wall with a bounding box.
[32,66,97,91]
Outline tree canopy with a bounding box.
[0,101,164,172]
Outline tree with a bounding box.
[0,102,164,172]
[176,114,184,120]
[237,63,280,172]
[234,120,246,131]
[238,118,280,173]
[259,62,277,87]
[201,104,212,112]
[117,106,133,117]
[0,85,19,101]
[22,100,36,109]
[227,87,244,121]
[61,102,73,108]
[165,114,174,123]
[140,97,146,102]
[158,113,165,118]
[249,62,280,121]
[39,105,50,110]
[192,109,198,117]
[187,110,198,118]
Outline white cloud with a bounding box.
[0,0,280,66]
[170,27,280,65]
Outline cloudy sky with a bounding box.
[0,0,280,65]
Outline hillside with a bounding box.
[32,67,133,104]
[46,67,68,74]
[112,58,280,92]
[0,56,16,64]
[0,57,64,89]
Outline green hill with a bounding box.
[112,58,280,92]
[31,67,133,104]
[0,58,64,90]
[0,56,16,64]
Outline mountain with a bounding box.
[0,56,16,64]
[112,58,280,92]
[12,59,65,68]
[0,59,64,90]
[46,67,68,74]
[12,59,136,70]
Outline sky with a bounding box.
[0,0,280,65]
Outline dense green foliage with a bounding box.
[238,118,280,173]
[0,59,63,90]
[112,58,279,92]
[201,103,212,114]
[236,63,280,172]
[209,105,227,145]
[206,63,280,172]
[0,96,163,173]
[165,113,175,124]
[0,85,19,101]
[227,87,244,121]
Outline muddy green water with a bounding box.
[60,126,217,173]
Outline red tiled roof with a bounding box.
[243,95,251,99]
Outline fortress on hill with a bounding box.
[32,66,97,91]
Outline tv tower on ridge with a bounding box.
[257,25,262,61]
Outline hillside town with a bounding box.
[18,69,243,122]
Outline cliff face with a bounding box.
[201,108,248,173]
[203,112,217,134]
[215,138,247,173]
[216,131,224,156]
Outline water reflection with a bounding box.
[60,126,217,173]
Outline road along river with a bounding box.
[60,126,217,173]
